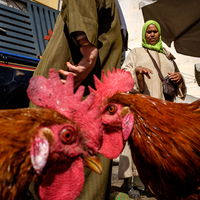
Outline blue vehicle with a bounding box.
[0,0,59,108]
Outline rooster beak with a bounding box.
[83,155,103,175]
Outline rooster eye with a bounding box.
[107,105,116,115]
[61,129,73,143]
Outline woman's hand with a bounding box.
[168,72,182,84]
[59,43,98,89]
[135,66,153,79]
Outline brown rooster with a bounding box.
[27,69,103,155]
[88,68,135,159]
[90,69,200,200]
[28,68,134,161]
[26,68,135,200]
[0,72,102,200]
[106,93,200,200]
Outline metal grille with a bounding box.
[0,0,59,58]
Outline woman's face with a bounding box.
[145,24,159,45]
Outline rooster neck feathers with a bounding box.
[108,93,200,199]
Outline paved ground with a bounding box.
[111,159,157,200]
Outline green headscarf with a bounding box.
[142,20,164,53]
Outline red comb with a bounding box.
[89,68,134,107]
[27,69,92,117]
[27,69,102,153]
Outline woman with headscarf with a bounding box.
[118,20,187,198]
[121,20,186,100]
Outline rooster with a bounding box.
[0,72,103,200]
[90,69,200,200]
[88,68,135,159]
[27,69,103,157]
[28,68,134,161]
[26,68,136,200]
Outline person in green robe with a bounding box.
[29,0,125,199]
[30,0,123,96]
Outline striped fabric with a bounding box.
[109,191,132,200]
[0,61,36,72]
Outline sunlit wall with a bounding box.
[31,0,61,10]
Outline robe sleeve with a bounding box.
[174,61,187,100]
[121,49,142,93]
[60,0,99,47]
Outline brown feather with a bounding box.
[108,93,200,200]
[0,108,70,200]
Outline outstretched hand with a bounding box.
[135,66,153,79]
[59,43,98,89]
